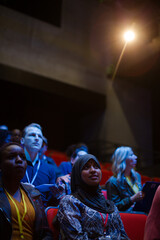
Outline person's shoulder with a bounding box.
[135,171,141,177]
[155,185,160,196]
[41,160,56,170]
[60,194,75,202]
[21,183,41,197]
[59,161,71,167]
[107,176,117,184]
[59,194,76,207]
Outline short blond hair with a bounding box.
[22,123,42,137]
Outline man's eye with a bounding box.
[29,133,35,137]
[8,154,15,159]
[20,154,26,160]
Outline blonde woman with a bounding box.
[105,146,143,212]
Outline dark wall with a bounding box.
[0,0,63,27]
[0,66,106,152]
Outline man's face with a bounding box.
[22,127,43,153]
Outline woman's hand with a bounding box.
[56,174,71,184]
[130,191,144,202]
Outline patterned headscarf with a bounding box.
[71,154,115,214]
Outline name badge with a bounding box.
[99,235,111,240]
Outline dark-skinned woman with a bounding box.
[0,142,53,240]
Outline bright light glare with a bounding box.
[124,30,135,42]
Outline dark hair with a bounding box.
[71,144,89,159]
[66,143,88,158]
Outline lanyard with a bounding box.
[126,176,139,193]
[26,160,41,185]
[5,188,27,239]
[99,212,108,235]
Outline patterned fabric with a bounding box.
[105,172,142,212]
[49,176,71,205]
[57,195,129,240]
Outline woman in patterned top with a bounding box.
[105,146,143,212]
[57,154,129,240]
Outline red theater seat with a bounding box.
[45,207,59,240]
[102,189,107,199]
[45,207,147,240]
[141,175,152,185]
[47,151,68,166]
[100,169,113,185]
[120,212,147,240]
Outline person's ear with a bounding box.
[21,137,25,145]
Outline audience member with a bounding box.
[144,185,160,240]
[57,154,129,240]
[10,128,22,144]
[105,146,143,212]
[0,124,8,130]
[0,142,53,240]
[49,146,88,205]
[0,129,11,148]
[20,123,57,205]
[59,143,88,176]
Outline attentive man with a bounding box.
[21,123,56,205]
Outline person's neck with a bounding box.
[29,152,38,162]
[25,148,38,162]
[3,178,21,201]
[124,167,131,177]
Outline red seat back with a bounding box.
[101,189,107,199]
[100,169,113,185]
[120,212,147,240]
[45,207,59,240]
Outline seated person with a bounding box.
[10,128,22,144]
[58,143,88,176]
[0,128,11,148]
[57,154,129,240]
[0,142,53,240]
[20,123,57,206]
[144,185,160,240]
[49,147,88,205]
[105,146,143,212]
[39,136,61,178]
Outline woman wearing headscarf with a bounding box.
[57,154,129,240]
[105,146,143,212]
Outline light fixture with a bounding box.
[124,30,135,42]
[111,29,136,82]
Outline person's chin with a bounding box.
[30,147,41,152]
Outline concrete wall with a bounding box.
[0,0,153,166]
[0,1,107,94]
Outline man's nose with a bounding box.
[35,134,39,140]
[16,155,23,163]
